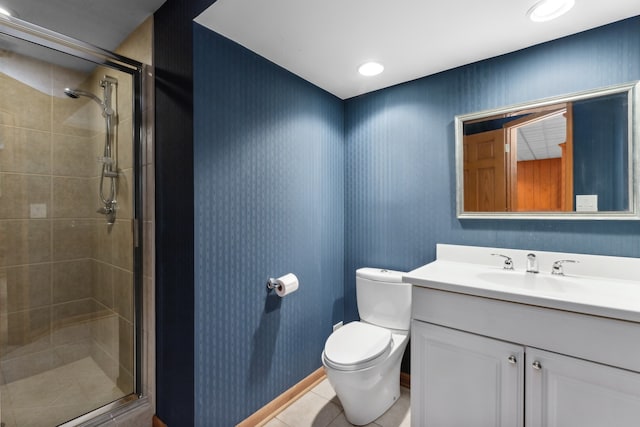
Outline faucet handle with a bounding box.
[491,253,514,270]
[551,259,579,276]
[526,253,539,273]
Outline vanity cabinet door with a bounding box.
[411,320,524,427]
[526,348,640,427]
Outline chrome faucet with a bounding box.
[551,259,579,275]
[491,253,514,270]
[526,253,539,273]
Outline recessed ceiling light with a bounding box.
[358,62,384,77]
[527,0,575,22]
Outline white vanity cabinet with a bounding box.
[410,287,640,427]
[525,348,640,427]
[411,321,524,427]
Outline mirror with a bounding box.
[455,81,639,220]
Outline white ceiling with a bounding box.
[195,0,640,100]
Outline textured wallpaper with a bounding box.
[343,16,640,321]
[193,24,344,426]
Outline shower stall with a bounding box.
[0,14,146,427]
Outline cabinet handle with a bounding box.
[532,361,542,370]
[507,355,517,364]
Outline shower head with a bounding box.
[64,88,103,106]
[63,88,80,98]
[64,87,114,116]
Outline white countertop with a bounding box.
[404,244,640,323]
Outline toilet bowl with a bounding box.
[321,268,411,426]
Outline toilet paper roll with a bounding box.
[275,273,299,297]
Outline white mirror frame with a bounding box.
[455,81,640,220]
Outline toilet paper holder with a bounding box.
[266,273,299,297]
[266,278,281,292]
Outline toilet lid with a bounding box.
[323,322,392,370]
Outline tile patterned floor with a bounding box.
[0,357,124,427]
[265,379,411,427]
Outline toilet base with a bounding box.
[325,353,403,425]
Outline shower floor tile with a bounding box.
[1,357,124,427]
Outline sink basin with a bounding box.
[476,270,583,293]
[403,244,640,322]
[474,268,637,301]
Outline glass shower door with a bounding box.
[0,27,140,427]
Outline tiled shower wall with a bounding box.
[0,48,134,393]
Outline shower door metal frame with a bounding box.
[0,14,147,427]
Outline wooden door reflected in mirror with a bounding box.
[463,104,573,212]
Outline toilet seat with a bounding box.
[323,322,393,371]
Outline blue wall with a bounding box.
[573,93,629,211]
[193,24,344,425]
[154,0,215,423]
[344,16,640,320]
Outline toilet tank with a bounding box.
[356,268,411,331]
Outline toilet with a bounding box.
[322,268,411,426]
